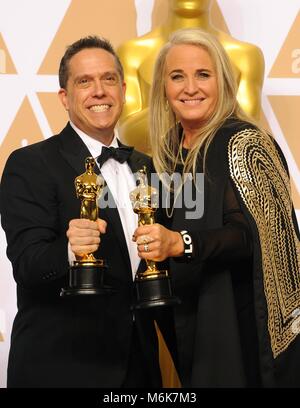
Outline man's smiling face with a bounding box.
[59,47,126,144]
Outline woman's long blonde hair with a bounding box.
[150,28,264,177]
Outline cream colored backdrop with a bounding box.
[0,0,299,387]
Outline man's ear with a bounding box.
[58,88,69,111]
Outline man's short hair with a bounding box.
[59,35,124,88]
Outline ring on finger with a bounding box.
[143,243,149,252]
[142,235,149,244]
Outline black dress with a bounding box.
[160,118,300,387]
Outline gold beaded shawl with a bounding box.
[228,129,300,358]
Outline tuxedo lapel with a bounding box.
[127,150,149,175]
[118,140,149,175]
[58,123,100,176]
[99,193,132,273]
[99,140,133,273]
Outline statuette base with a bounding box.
[60,261,111,297]
[133,272,180,309]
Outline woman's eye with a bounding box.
[170,74,184,81]
[196,71,210,79]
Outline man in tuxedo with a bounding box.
[0,36,168,387]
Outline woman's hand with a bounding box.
[133,223,184,261]
[67,218,107,258]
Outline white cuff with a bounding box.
[68,241,76,265]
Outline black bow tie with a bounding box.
[97,146,133,168]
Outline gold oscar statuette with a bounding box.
[130,167,180,308]
[61,157,108,296]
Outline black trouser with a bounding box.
[122,324,161,388]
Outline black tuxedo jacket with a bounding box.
[0,123,164,387]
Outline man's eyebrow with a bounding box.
[73,73,92,81]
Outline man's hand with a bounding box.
[67,218,107,257]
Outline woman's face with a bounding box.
[164,44,218,130]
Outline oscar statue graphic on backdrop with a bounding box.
[130,167,180,309]
[61,157,108,296]
[118,0,265,155]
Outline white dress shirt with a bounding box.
[68,122,140,280]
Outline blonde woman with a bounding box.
[133,28,300,387]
